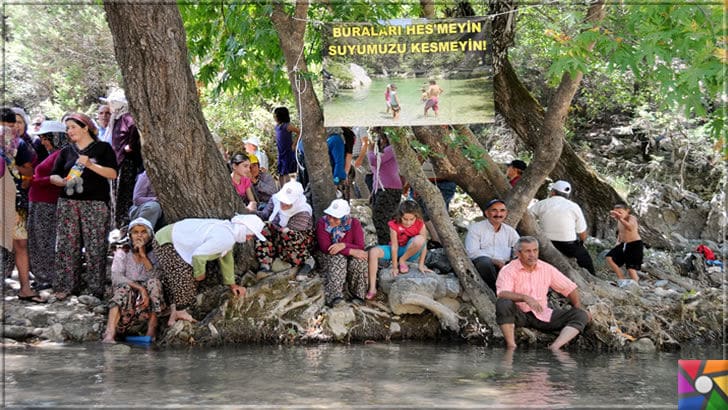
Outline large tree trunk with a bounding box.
[271,1,334,219]
[103,3,243,222]
[390,129,496,324]
[412,125,593,286]
[490,1,625,239]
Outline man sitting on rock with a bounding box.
[528,180,595,275]
[496,236,590,351]
[464,199,519,292]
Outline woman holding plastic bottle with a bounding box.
[50,113,117,301]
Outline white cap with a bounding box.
[100,88,127,105]
[551,180,572,195]
[274,181,304,205]
[231,214,266,241]
[243,136,261,147]
[323,199,350,219]
[30,120,66,135]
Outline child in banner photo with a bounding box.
[365,200,432,300]
[384,84,392,114]
[389,84,401,120]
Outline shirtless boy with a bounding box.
[606,203,644,284]
[424,80,444,117]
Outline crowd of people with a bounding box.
[2,99,645,350]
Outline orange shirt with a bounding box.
[496,259,577,323]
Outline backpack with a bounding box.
[696,244,716,261]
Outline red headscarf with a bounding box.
[66,113,98,139]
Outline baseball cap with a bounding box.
[485,198,506,209]
[508,159,527,171]
[274,181,304,205]
[30,120,66,135]
[551,180,572,195]
[243,136,261,147]
[248,153,259,164]
[323,199,351,219]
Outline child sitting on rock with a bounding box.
[366,200,432,300]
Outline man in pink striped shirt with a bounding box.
[495,236,590,351]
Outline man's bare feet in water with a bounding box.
[167,308,197,327]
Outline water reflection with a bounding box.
[4,342,702,407]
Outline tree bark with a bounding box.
[103,3,243,222]
[412,125,593,286]
[491,0,625,239]
[271,1,335,219]
[390,129,497,324]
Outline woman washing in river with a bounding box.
[103,217,165,343]
[153,214,266,325]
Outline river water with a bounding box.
[4,342,720,408]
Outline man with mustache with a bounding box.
[464,199,520,292]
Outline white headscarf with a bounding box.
[269,183,312,228]
[230,214,266,242]
[101,88,129,143]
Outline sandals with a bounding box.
[398,262,409,273]
[365,290,377,300]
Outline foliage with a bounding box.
[3,4,120,117]
[180,2,411,101]
[199,88,284,168]
[510,2,725,140]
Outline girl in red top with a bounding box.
[366,200,432,300]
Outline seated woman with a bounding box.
[229,152,257,212]
[153,214,266,326]
[256,180,315,275]
[315,199,368,307]
[103,218,165,343]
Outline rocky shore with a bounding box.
[3,118,725,350]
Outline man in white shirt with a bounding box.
[528,180,595,275]
[465,199,520,291]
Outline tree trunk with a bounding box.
[390,130,497,324]
[103,3,243,222]
[491,1,626,239]
[412,125,594,286]
[271,1,335,219]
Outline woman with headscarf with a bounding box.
[26,121,67,290]
[256,180,315,275]
[50,113,118,301]
[103,217,165,343]
[103,89,142,229]
[315,199,368,307]
[153,214,266,326]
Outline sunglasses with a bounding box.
[32,123,42,127]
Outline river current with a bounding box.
[4,342,721,408]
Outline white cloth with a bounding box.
[170,219,237,264]
[528,196,587,242]
[268,196,312,228]
[464,220,520,261]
